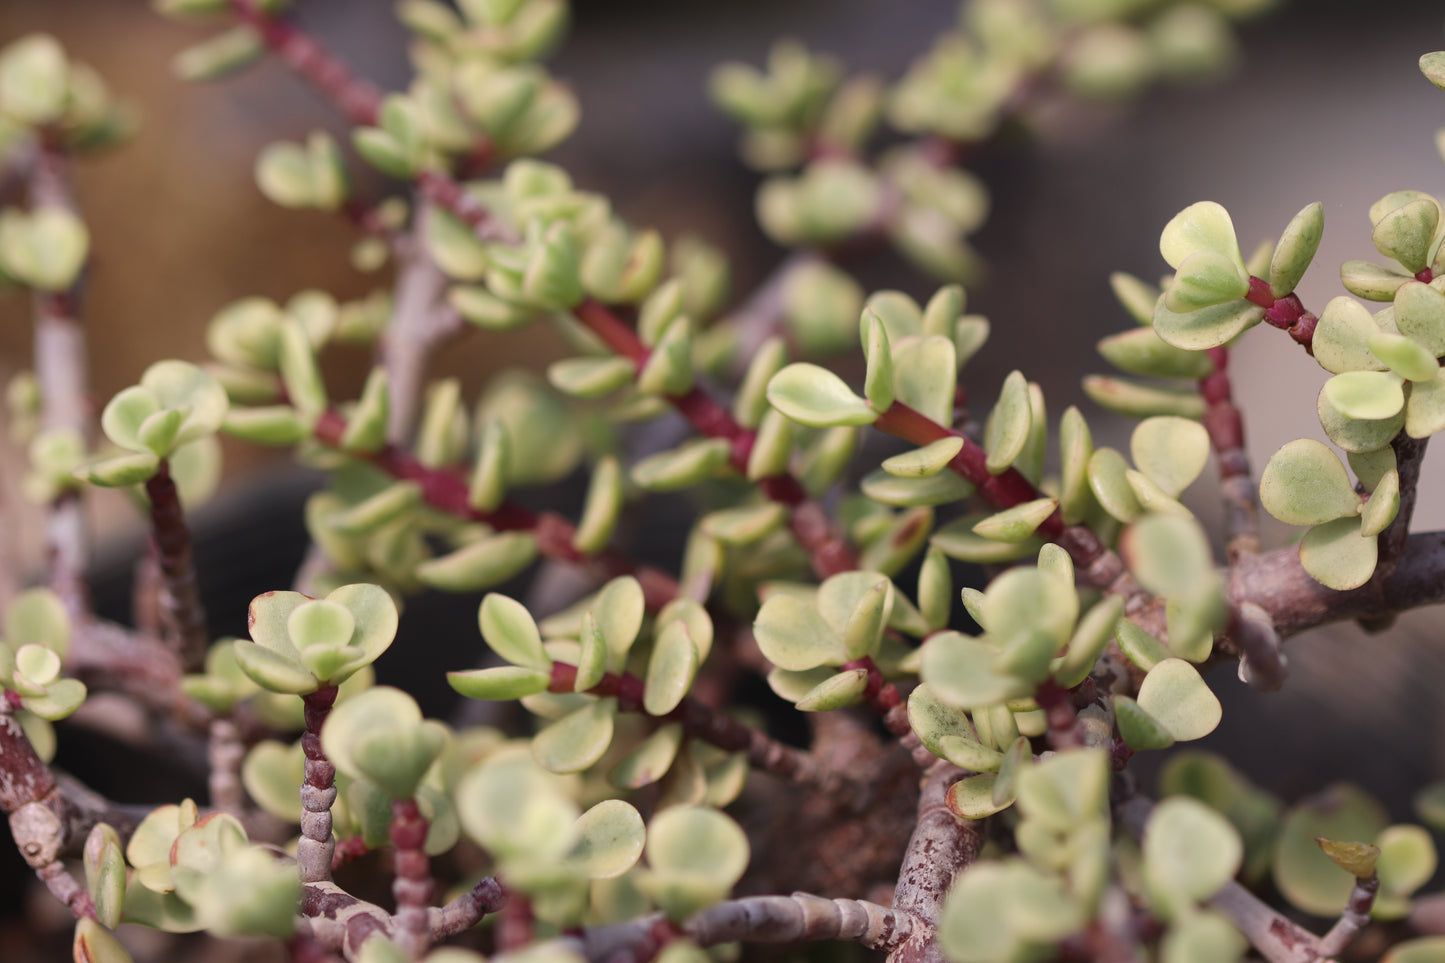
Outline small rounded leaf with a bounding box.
[1144,797,1243,912]
[1316,838,1380,879]
[1160,201,1243,270]
[643,622,699,716]
[882,437,964,478]
[1268,202,1324,297]
[1260,439,1360,526]
[645,805,748,885]
[449,666,551,701]
[532,698,616,774]
[984,371,1031,475]
[1137,659,1221,742]
[753,594,844,671]
[1360,468,1401,538]
[1130,417,1210,498]
[1151,300,1264,353]
[971,498,1058,543]
[570,799,645,879]
[795,668,869,712]
[766,363,878,427]
[479,594,550,671]
[1274,785,1387,916]
[1314,296,1387,375]
[1299,515,1378,591]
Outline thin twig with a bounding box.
[144,459,209,672]
[1202,347,1260,560]
[1376,434,1427,578]
[389,798,434,958]
[311,407,681,608]
[571,298,858,579]
[1317,874,1379,957]
[873,400,1146,605]
[226,0,382,127]
[298,684,339,885]
[1230,530,1445,639]
[1246,277,1317,354]
[429,875,507,938]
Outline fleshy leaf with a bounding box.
[1151,299,1264,352]
[569,799,645,879]
[532,698,617,774]
[643,621,699,716]
[1130,416,1210,498]
[478,594,549,670]
[1268,202,1324,297]
[1143,797,1243,916]
[1137,659,1221,742]
[753,593,844,671]
[1299,515,1378,590]
[1259,439,1361,526]
[766,364,878,427]
[984,370,1031,475]
[1160,201,1243,270]
[882,437,964,478]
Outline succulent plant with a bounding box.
[10,6,1445,963]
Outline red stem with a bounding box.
[873,400,1139,598]
[389,797,434,957]
[571,299,857,578]
[1246,276,1316,353]
[841,656,909,739]
[144,460,209,672]
[298,685,339,884]
[227,0,382,128]
[311,408,681,609]
[1201,347,1260,560]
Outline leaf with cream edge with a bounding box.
[766,363,879,427]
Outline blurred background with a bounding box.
[3,0,1445,954]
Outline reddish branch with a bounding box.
[1201,347,1261,561]
[298,684,339,885]
[145,460,210,672]
[226,0,382,128]
[872,400,1144,605]
[0,712,96,920]
[389,798,434,958]
[311,407,681,608]
[571,299,857,579]
[1246,276,1317,353]
[843,656,911,742]
[547,661,855,798]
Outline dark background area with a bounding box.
[3,0,1445,956]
